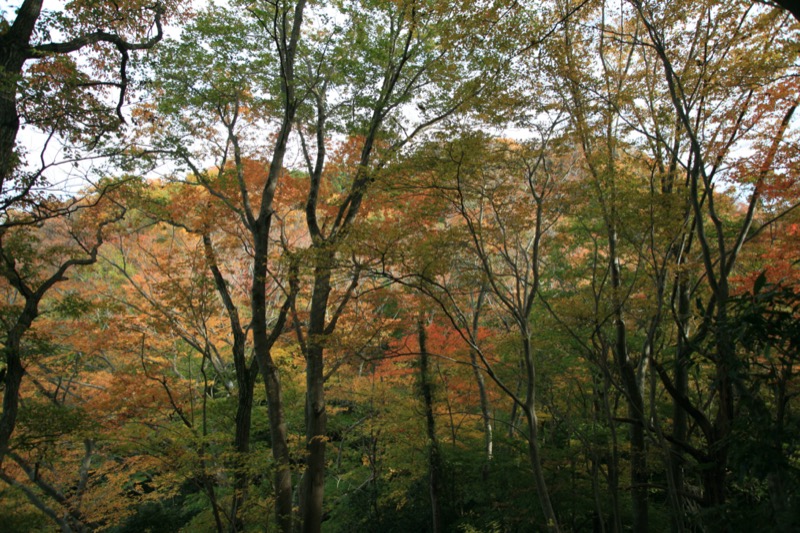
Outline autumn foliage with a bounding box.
[1,1,800,532]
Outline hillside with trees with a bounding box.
[1,0,799,531]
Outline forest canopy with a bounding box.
[0,0,799,531]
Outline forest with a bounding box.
[0,0,799,531]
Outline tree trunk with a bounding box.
[205,232,259,531]
[0,295,39,462]
[607,226,648,532]
[704,298,734,515]
[670,273,691,532]
[299,261,333,533]
[0,0,40,188]
[469,287,493,463]
[418,317,443,533]
[470,348,493,463]
[251,233,293,533]
[259,356,293,533]
[0,341,25,462]
[522,406,559,532]
[229,366,257,532]
[520,336,559,532]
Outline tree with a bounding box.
[142,1,524,530]
[551,3,656,526]
[3,1,798,530]
[99,192,250,531]
[629,0,800,521]
[379,132,572,531]
[289,0,529,524]
[0,192,126,530]
[0,0,180,216]
[0,3,185,528]
[139,3,304,529]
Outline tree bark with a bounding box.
[299,260,333,533]
[670,272,691,532]
[468,287,493,463]
[607,225,649,533]
[0,0,41,191]
[246,3,307,529]
[0,327,27,462]
[229,365,257,532]
[520,336,560,533]
[251,231,294,533]
[204,233,257,531]
[418,316,443,533]
[523,405,559,532]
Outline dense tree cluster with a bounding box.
[1,0,798,531]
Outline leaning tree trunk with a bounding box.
[520,336,560,533]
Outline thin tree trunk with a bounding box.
[200,355,225,533]
[705,296,734,512]
[508,358,524,439]
[608,227,648,532]
[469,286,493,463]
[418,316,443,533]
[520,336,560,533]
[470,348,493,462]
[670,272,691,532]
[523,406,559,532]
[204,232,258,531]
[600,370,622,533]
